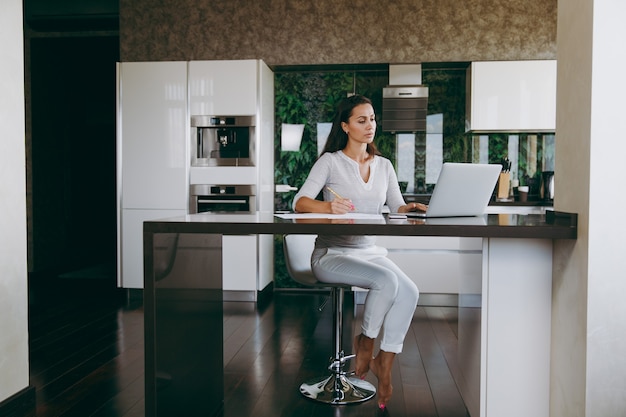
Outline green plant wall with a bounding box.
[421,68,467,164]
[273,69,393,288]
[274,70,395,211]
[272,65,469,288]
[272,64,555,288]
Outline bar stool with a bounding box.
[282,234,376,404]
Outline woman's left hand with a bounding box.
[399,202,428,213]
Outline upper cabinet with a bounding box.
[189,60,258,116]
[466,60,556,132]
[118,61,189,210]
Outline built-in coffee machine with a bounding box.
[191,115,255,166]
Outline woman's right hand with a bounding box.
[329,198,355,214]
[295,195,354,214]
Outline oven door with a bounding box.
[196,195,251,213]
[189,184,256,214]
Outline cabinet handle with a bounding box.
[198,199,247,204]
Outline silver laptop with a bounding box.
[400,163,501,218]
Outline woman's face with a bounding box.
[342,103,376,145]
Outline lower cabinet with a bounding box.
[222,235,274,301]
[222,235,257,293]
[377,236,483,297]
[120,209,187,289]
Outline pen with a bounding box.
[326,186,355,210]
[325,186,344,200]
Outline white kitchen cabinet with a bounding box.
[190,60,275,300]
[189,60,258,116]
[120,208,187,288]
[118,61,188,210]
[117,61,189,288]
[222,235,256,293]
[188,59,275,214]
[220,234,273,300]
[466,60,556,132]
[118,60,274,293]
[376,236,482,295]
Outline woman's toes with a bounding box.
[371,351,394,407]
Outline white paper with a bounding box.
[274,213,384,220]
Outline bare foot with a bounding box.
[353,334,374,378]
[369,350,395,408]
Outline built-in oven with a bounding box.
[189,184,256,214]
[191,115,255,167]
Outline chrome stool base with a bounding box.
[299,351,376,404]
[299,374,376,404]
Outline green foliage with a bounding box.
[271,65,554,287]
[423,68,470,163]
[487,134,509,164]
[273,69,393,287]
[274,70,392,210]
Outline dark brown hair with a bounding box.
[320,94,382,156]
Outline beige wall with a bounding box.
[553,1,626,416]
[120,0,557,64]
[0,0,29,404]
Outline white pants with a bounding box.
[311,246,419,353]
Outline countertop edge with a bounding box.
[143,211,578,240]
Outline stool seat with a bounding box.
[283,234,376,405]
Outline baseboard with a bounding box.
[223,282,275,303]
[0,386,36,417]
[354,290,459,307]
[257,281,274,305]
[223,290,256,302]
[417,293,459,307]
[276,287,459,307]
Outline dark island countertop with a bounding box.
[143,209,576,417]
[143,210,577,240]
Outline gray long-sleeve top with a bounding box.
[292,150,406,249]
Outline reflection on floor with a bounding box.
[29,278,469,417]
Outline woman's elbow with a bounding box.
[293,197,305,213]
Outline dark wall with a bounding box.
[29,36,119,273]
[25,0,119,31]
[24,0,120,274]
[119,0,557,64]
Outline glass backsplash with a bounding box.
[273,63,555,288]
[470,132,554,197]
[273,63,556,209]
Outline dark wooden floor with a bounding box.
[28,275,470,417]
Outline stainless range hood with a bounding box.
[383,64,429,133]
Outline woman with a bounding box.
[292,94,426,409]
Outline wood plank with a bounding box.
[414,307,470,417]
[401,312,439,417]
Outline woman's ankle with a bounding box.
[354,334,375,377]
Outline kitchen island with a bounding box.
[143,210,576,417]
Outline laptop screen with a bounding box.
[403,163,501,218]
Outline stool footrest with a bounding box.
[328,351,355,372]
[299,374,376,404]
